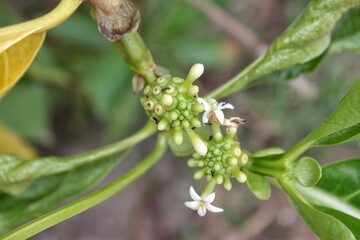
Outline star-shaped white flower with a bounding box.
[197,97,234,125]
[184,186,224,217]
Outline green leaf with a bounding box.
[288,194,356,240]
[209,0,360,98]
[0,121,157,192]
[306,79,360,147]
[1,134,167,240]
[0,153,127,234]
[255,5,360,84]
[282,181,356,240]
[0,151,118,190]
[290,159,360,239]
[282,79,360,162]
[314,205,360,238]
[260,49,328,83]
[243,169,271,200]
[331,6,360,53]
[297,159,360,218]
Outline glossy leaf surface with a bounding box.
[209,0,360,98]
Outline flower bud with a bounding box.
[186,85,199,98]
[152,86,162,95]
[232,147,241,157]
[240,153,248,165]
[169,110,179,120]
[191,103,205,113]
[154,104,164,116]
[186,129,208,156]
[162,94,173,106]
[232,168,247,183]
[227,157,238,166]
[194,169,205,179]
[187,159,198,167]
[173,127,183,145]
[158,118,169,131]
[190,118,202,128]
[215,173,224,184]
[181,120,190,128]
[184,63,204,86]
[223,177,232,191]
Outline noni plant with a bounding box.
[0,0,360,239]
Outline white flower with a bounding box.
[197,97,234,125]
[184,186,224,217]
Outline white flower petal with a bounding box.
[217,102,234,110]
[197,97,210,112]
[214,109,225,124]
[203,192,215,204]
[206,204,224,213]
[185,201,200,210]
[189,186,202,201]
[197,205,207,217]
[202,113,209,125]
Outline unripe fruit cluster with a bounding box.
[140,72,204,146]
[187,137,248,191]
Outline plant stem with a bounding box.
[64,121,157,162]
[1,134,168,240]
[113,32,156,84]
[279,137,314,164]
[211,123,222,143]
[247,165,284,180]
[206,55,264,99]
[201,179,216,196]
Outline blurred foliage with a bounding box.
[0,0,360,239]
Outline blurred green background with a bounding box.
[0,0,359,239]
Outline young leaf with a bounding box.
[285,159,360,239]
[0,32,45,97]
[292,157,322,187]
[297,159,360,220]
[0,0,82,96]
[209,0,360,98]
[0,153,127,235]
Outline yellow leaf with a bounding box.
[0,32,46,97]
[0,0,82,96]
[0,0,82,54]
[0,122,37,159]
